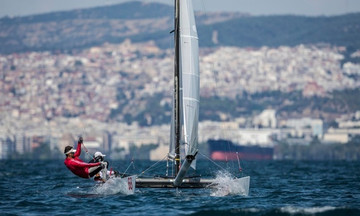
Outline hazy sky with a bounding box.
[0,0,360,17]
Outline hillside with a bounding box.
[0,2,359,54]
[0,1,244,54]
[199,13,360,49]
[1,2,172,23]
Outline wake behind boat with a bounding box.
[134,0,250,194]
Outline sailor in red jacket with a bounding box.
[64,137,104,179]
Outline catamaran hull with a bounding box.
[136,177,215,188]
[136,176,250,195]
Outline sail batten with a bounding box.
[183,97,199,102]
[180,35,199,39]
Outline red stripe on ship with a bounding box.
[211,151,273,160]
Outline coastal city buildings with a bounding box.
[1,40,360,159]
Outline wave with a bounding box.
[189,206,360,216]
[281,206,336,214]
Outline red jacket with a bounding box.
[64,142,101,178]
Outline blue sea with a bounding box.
[1,159,359,216]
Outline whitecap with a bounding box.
[280,206,337,214]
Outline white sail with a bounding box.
[180,0,199,162]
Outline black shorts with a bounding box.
[88,165,102,178]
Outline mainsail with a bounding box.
[180,0,199,159]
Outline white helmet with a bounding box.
[94,151,106,158]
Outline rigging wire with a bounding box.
[121,160,134,178]
[198,151,229,174]
[81,141,94,159]
[79,126,95,160]
[137,154,169,177]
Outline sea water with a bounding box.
[0,160,359,216]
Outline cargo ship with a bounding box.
[208,139,274,160]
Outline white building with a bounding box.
[253,109,277,128]
[323,133,349,144]
[284,118,323,138]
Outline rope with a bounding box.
[79,127,94,160]
[80,141,94,160]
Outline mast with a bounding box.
[174,0,181,176]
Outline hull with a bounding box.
[136,177,214,188]
[136,176,250,195]
[208,139,273,160]
[121,175,136,195]
[136,176,250,196]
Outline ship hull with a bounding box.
[208,139,273,160]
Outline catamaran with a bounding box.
[135,0,250,192]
